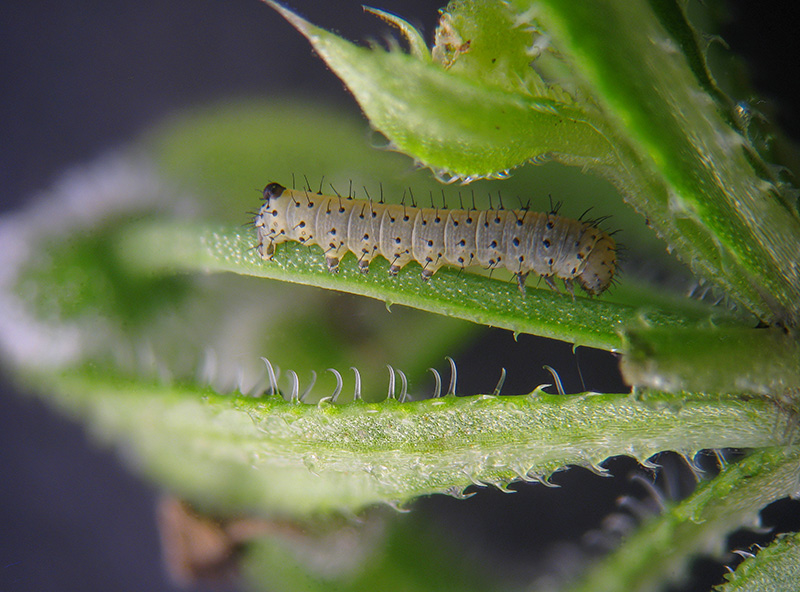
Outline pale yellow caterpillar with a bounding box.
[254,182,617,295]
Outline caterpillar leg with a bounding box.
[388,255,402,276]
[420,257,435,281]
[563,279,576,300]
[357,253,371,274]
[257,239,274,259]
[420,254,445,281]
[516,272,529,296]
[543,275,560,293]
[420,260,444,280]
[325,256,340,273]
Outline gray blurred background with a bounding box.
[2,1,799,591]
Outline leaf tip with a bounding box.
[262,0,315,39]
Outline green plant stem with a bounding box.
[116,219,750,352]
[32,366,789,516]
[520,0,800,325]
[568,446,800,592]
[717,532,800,592]
[621,326,800,396]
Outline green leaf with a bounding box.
[509,0,800,325]
[115,219,751,352]
[621,325,800,397]
[271,0,800,325]
[243,513,495,592]
[8,205,473,402]
[568,447,800,592]
[363,6,430,62]
[30,367,788,517]
[717,532,800,592]
[266,1,616,180]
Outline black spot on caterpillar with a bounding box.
[254,182,617,295]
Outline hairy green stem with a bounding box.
[718,531,800,592]
[33,367,789,516]
[569,447,800,592]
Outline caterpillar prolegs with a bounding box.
[254,182,617,296]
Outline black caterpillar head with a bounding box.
[262,182,286,204]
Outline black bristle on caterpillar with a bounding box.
[254,182,617,296]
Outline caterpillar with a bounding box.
[254,182,617,296]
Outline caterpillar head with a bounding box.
[262,182,286,204]
[576,235,616,295]
[256,182,291,258]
